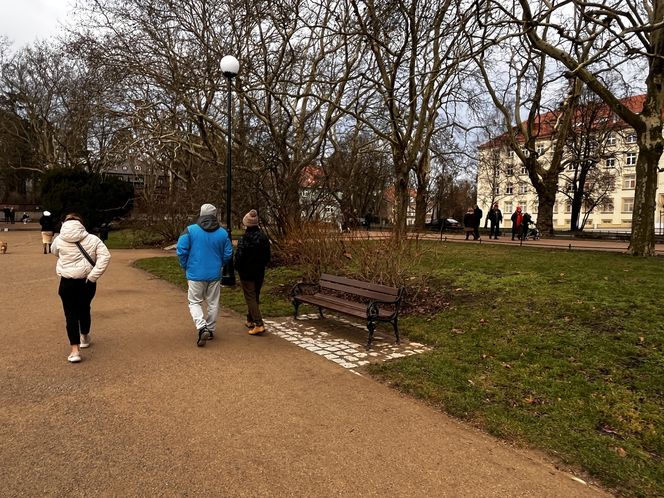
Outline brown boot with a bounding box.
[248,325,265,335]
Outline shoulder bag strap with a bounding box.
[75,241,96,266]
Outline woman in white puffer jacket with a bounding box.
[51,214,111,363]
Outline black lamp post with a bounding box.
[220,55,239,286]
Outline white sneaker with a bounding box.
[68,352,81,363]
[80,334,90,348]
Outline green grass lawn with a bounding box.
[134,242,663,497]
[105,228,167,249]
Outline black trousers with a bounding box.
[490,222,500,238]
[58,278,97,345]
[240,277,264,326]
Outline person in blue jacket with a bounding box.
[176,203,233,347]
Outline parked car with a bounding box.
[425,218,461,231]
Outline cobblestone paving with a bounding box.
[266,314,431,370]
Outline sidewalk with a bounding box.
[0,229,609,496]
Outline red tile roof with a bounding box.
[479,94,649,149]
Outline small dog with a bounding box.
[0,240,7,254]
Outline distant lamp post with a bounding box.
[220,55,239,286]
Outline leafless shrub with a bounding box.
[274,227,432,302]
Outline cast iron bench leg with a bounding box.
[392,318,400,344]
[366,321,376,348]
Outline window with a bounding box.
[605,157,616,169]
[122,165,128,171]
[601,201,614,213]
[505,201,513,213]
[553,202,558,214]
[622,198,634,213]
[588,139,598,153]
[626,133,637,144]
[494,186,500,195]
[519,202,527,212]
[623,175,636,189]
[507,165,514,176]
[564,202,572,213]
[135,165,142,171]
[521,166,527,174]
[508,149,515,158]
[536,144,545,155]
[519,184,528,194]
[506,183,513,194]
[606,134,616,146]
[626,152,637,166]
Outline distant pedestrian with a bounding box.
[9,207,15,224]
[463,207,476,240]
[39,210,55,254]
[21,212,29,224]
[176,203,233,347]
[51,213,111,363]
[234,209,271,336]
[487,203,503,239]
[521,212,533,240]
[3,207,9,223]
[511,206,523,240]
[473,204,483,240]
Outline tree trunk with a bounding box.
[628,144,659,256]
[536,188,556,237]
[414,181,427,229]
[393,171,409,240]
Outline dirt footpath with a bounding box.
[0,229,610,497]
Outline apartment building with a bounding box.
[476,95,664,231]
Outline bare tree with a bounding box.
[76,0,246,220]
[228,0,364,235]
[323,129,392,227]
[516,0,664,255]
[347,0,475,237]
[468,3,590,237]
[559,91,621,231]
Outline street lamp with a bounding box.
[220,55,239,286]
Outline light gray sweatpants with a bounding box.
[187,280,221,332]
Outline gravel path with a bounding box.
[0,228,610,497]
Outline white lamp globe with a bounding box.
[220,55,239,78]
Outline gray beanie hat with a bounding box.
[242,209,259,227]
[200,203,217,216]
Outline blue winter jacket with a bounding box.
[176,215,233,281]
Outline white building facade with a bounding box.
[476,96,664,232]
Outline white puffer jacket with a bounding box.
[51,220,111,282]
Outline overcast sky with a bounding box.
[0,0,73,49]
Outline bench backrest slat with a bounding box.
[319,273,401,301]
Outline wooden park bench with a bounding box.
[291,273,404,347]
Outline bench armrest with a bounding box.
[367,288,404,318]
[291,282,320,297]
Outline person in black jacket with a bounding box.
[473,204,483,240]
[234,209,271,335]
[521,212,533,240]
[487,203,503,239]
